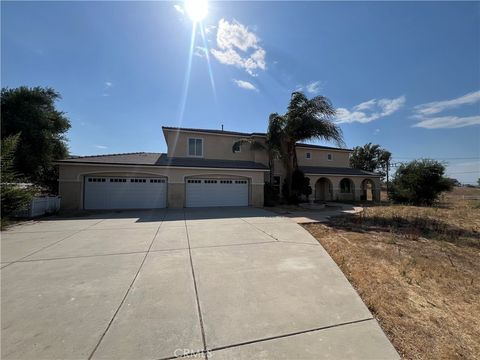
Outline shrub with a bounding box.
[264,182,279,206]
[388,159,453,206]
[1,134,34,218]
[1,184,34,217]
[282,169,312,204]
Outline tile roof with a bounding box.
[57,153,269,170]
[300,166,380,176]
[297,143,352,152]
[162,126,266,137]
[162,127,351,151]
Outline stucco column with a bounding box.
[168,183,185,208]
[354,189,363,201]
[251,183,264,207]
[59,180,83,210]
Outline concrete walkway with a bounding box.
[1,208,398,359]
[275,202,364,224]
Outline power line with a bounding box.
[446,171,480,174]
[392,157,479,160]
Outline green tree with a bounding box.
[388,159,453,205]
[1,86,71,192]
[233,114,283,185]
[1,134,34,218]
[271,92,343,200]
[234,92,343,203]
[282,169,312,203]
[350,143,392,179]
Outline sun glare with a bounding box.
[185,0,208,22]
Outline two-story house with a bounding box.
[56,126,380,210]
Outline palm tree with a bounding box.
[232,115,282,183]
[234,92,344,198]
[274,92,344,196]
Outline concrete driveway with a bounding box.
[1,208,398,359]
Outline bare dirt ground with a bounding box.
[303,187,480,360]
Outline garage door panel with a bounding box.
[186,179,248,207]
[84,177,166,210]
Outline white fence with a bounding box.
[15,196,61,218]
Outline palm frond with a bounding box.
[231,138,266,153]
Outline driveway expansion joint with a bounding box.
[239,217,280,241]
[1,218,107,269]
[207,317,375,353]
[184,210,208,360]
[87,213,166,360]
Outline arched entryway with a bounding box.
[315,178,333,201]
[339,178,355,201]
[361,178,376,202]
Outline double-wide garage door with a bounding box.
[84,176,167,210]
[186,179,249,207]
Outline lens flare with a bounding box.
[185,0,208,22]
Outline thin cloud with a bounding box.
[335,96,406,124]
[173,4,184,14]
[210,19,266,76]
[194,46,207,58]
[102,81,113,97]
[306,81,322,94]
[411,90,480,129]
[296,81,323,94]
[95,145,108,149]
[233,79,258,91]
[414,90,480,116]
[204,25,216,34]
[413,115,480,129]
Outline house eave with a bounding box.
[54,161,270,172]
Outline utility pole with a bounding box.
[386,159,390,193]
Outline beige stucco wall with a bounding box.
[58,164,266,210]
[164,129,267,163]
[163,129,351,169]
[296,147,351,167]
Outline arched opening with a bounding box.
[361,178,376,202]
[340,178,354,193]
[339,178,355,201]
[315,177,333,202]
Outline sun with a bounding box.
[184,0,208,22]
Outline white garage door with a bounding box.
[186,179,249,207]
[84,176,167,210]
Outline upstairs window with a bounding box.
[327,153,333,161]
[233,142,241,153]
[188,138,203,157]
[306,152,311,159]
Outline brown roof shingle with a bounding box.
[57,153,268,170]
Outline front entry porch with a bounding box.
[308,174,381,202]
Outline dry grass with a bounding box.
[303,187,480,359]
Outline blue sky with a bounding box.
[2,1,479,183]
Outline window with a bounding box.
[187,179,201,184]
[88,177,106,182]
[188,138,203,157]
[306,152,311,159]
[235,180,247,184]
[233,142,241,153]
[327,153,333,161]
[340,178,352,193]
